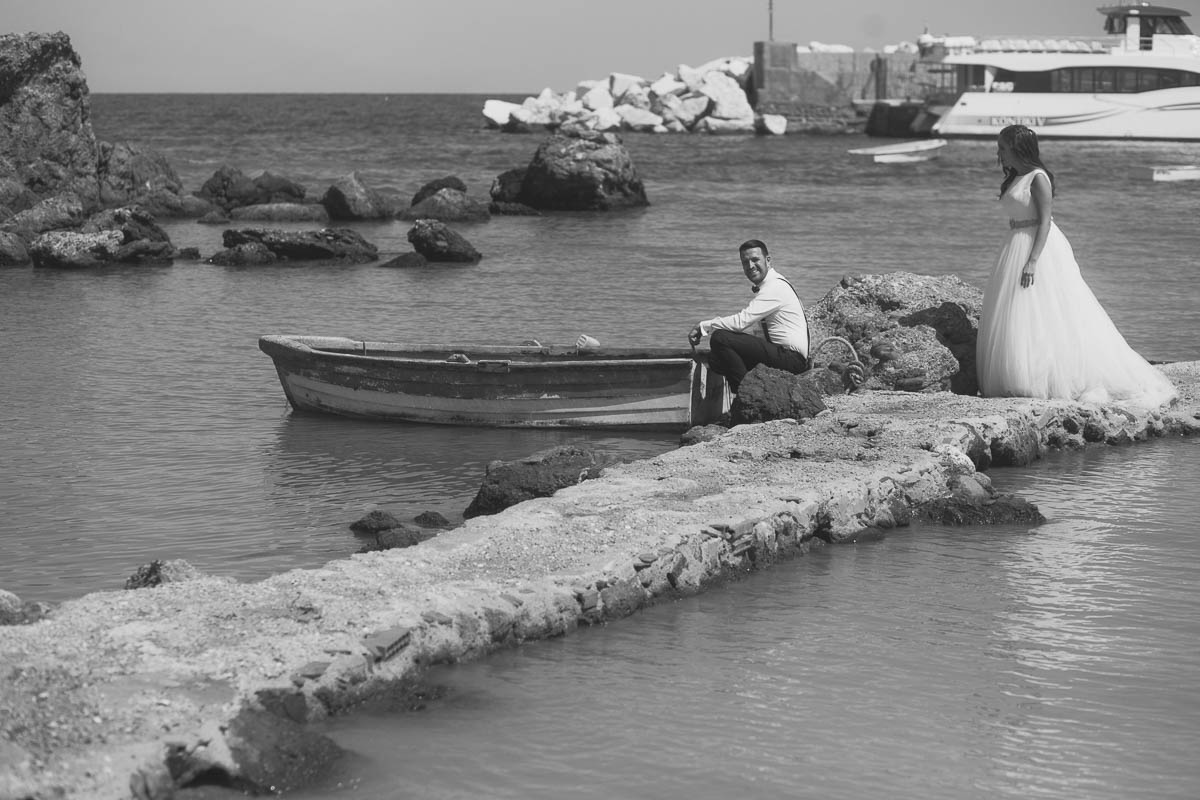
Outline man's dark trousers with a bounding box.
[708,329,808,393]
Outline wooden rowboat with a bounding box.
[847,138,948,163]
[258,335,729,431]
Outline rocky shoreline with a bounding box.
[2,363,1198,799]
[0,32,658,271]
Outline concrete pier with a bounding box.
[2,363,1198,799]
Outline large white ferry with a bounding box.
[925,3,1200,140]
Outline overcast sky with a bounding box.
[2,1,1176,93]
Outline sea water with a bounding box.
[1,92,1198,798]
[1,94,1197,602]
[298,438,1200,800]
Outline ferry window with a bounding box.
[1095,68,1115,92]
[958,64,986,91]
[1073,68,1096,93]
[1105,15,1126,34]
[1158,70,1181,90]
[995,68,1050,93]
[1051,70,1070,92]
[1118,69,1139,92]
[1163,17,1192,35]
[1183,71,1200,87]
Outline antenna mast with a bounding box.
[769,0,775,41]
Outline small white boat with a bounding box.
[1142,164,1200,182]
[847,138,949,163]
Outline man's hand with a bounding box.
[688,325,703,346]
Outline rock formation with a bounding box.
[405,218,481,262]
[0,32,102,211]
[207,227,379,265]
[809,272,984,394]
[482,56,788,136]
[492,129,649,211]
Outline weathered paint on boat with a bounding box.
[258,335,729,430]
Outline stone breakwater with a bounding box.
[2,363,1198,799]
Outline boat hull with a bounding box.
[933,87,1200,140]
[1142,164,1200,181]
[258,335,729,431]
[848,138,948,163]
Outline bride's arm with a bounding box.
[1022,172,1053,288]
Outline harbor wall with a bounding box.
[751,40,950,130]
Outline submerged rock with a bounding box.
[125,559,203,589]
[215,227,379,263]
[406,218,480,262]
[320,172,397,220]
[398,187,490,223]
[29,228,172,268]
[464,445,602,518]
[411,175,468,206]
[196,166,307,212]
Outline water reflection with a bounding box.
[261,413,678,525]
[301,438,1200,800]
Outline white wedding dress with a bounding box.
[976,169,1176,408]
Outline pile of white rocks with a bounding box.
[482,56,788,136]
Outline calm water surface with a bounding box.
[0,93,1196,799]
[300,438,1200,800]
[1,94,1197,604]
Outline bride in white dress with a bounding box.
[976,124,1176,409]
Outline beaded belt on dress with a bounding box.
[1009,219,1038,229]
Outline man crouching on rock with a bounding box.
[688,238,810,394]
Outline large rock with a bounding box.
[0,192,86,241]
[195,165,260,211]
[614,105,664,132]
[96,141,187,216]
[320,172,396,220]
[28,205,175,267]
[80,205,172,245]
[729,366,834,426]
[0,32,101,211]
[656,93,711,130]
[196,166,306,212]
[482,98,521,128]
[406,218,481,262]
[215,227,378,263]
[510,130,648,211]
[411,176,468,207]
[124,559,202,589]
[398,187,490,223]
[157,708,345,795]
[699,70,755,121]
[693,116,757,135]
[28,229,166,269]
[809,272,984,394]
[0,231,30,265]
[464,446,601,518]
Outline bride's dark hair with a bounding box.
[999,124,1056,197]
